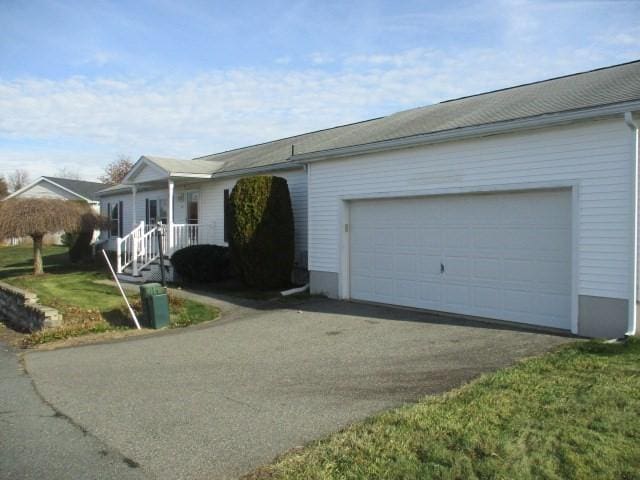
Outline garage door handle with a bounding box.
[440,263,445,274]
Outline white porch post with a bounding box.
[131,185,139,276]
[168,179,174,251]
[131,185,137,226]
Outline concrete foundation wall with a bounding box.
[578,295,628,338]
[309,271,339,298]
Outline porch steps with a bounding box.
[118,257,174,284]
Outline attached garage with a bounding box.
[348,189,572,330]
[297,61,640,338]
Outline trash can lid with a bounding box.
[139,283,166,298]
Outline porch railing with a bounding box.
[116,222,214,276]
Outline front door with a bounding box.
[186,192,199,224]
[186,192,199,243]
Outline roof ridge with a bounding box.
[439,59,640,105]
[191,116,385,160]
[43,176,105,185]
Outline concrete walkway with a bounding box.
[15,294,573,480]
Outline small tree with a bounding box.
[0,176,7,199]
[99,155,133,185]
[229,176,294,289]
[54,167,81,180]
[8,169,30,192]
[0,199,104,275]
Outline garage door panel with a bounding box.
[419,281,442,304]
[395,231,419,254]
[443,227,472,248]
[373,254,393,273]
[442,256,471,279]
[351,228,374,253]
[473,286,503,310]
[395,280,420,302]
[417,228,442,249]
[473,257,502,280]
[419,255,442,277]
[374,229,394,250]
[350,189,571,330]
[473,227,504,250]
[443,283,471,309]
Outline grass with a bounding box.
[248,339,640,480]
[0,245,219,346]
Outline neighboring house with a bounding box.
[3,176,106,245]
[101,60,640,338]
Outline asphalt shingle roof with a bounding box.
[193,60,640,173]
[143,156,223,175]
[101,60,640,188]
[43,177,107,201]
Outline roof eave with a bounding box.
[292,100,640,164]
[209,161,304,179]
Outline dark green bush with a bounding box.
[170,245,232,283]
[229,176,294,289]
[68,231,93,262]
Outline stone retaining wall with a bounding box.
[0,281,62,331]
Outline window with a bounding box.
[159,199,168,224]
[223,189,230,242]
[187,192,198,224]
[147,198,169,225]
[146,199,158,225]
[109,202,122,237]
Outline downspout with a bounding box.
[624,112,638,336]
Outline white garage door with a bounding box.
[349,189,572,329]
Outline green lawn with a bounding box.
[0,245,219,344]
[249,339,640,480]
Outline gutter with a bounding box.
[624,111,639,336]
[291,99,640,164]
[208,160,304,179]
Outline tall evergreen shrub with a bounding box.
[229,176,294,288]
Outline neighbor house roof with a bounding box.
[41,177,106,201]
[5,176,106,202]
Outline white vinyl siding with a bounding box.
[198,168,308,263]
[309,117,633,300]
[17,181,79,200]
[131,163,167,183]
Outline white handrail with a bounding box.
[116,222,214,276]
[116,221,145,273]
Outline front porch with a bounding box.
[104,156,220,278]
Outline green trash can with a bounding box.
[139,283,170,329]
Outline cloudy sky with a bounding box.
[1,0,639,182]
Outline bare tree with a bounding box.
[99,155,134,185]
[0,176,7,199]
[8,169,30,192]
[0,199,105,274]
[54,167,82,180]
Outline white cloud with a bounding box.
[309,52,335,65]
[0,46,637,180]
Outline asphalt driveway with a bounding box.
[22,297,571,479]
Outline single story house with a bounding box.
[100,60,640,338]
[3,176,106,245]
